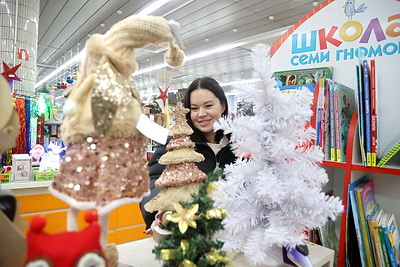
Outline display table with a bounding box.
[117,238,334,267]
[2,181,147,243]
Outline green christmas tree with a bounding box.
[153,168,230,267]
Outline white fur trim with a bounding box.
[49,186,150,215]
[63,99,78,116]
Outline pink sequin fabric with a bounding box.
[51,136,150,211]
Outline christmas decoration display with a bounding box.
[153,168,230,266]
[66,76,74,84]
[25,210,107,267]
[1,61,22,83]
[29,144,45,166]
[144,102,207,212]
[12,97,27,154]
[213,44,343,265]
[48,15,186,259]
[157,86,169,107]
[0,75,20,153]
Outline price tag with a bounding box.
[136,114,168,145]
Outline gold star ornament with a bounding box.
[169,203,199,233]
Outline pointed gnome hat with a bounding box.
[61,16,185,145]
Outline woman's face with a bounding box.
[189,88,225,143]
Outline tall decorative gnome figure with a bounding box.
[49,15,185,265]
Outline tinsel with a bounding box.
[12,97,26,154]
[36,115,45,145]
[25,99,31,153]
[1,149,12,166]
[213,44,343,265]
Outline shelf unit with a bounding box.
[310,85,400,267]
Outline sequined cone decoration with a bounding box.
[144,103,207,212]
[49,16,186,215]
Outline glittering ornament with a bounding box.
[56,82,61,89]
[50,136,149,214]
[1,61,22,82]
[157,86,169,107]
[168,203,199,233]
[60,82,67,89]
[66,76,74,84]
[205,207,227,220]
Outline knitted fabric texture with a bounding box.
[62,16,185,144]
[52,15,186,212]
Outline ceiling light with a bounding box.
[220,78,261,87]
[100,23,105,27]
[117,10,122,14]
[312,1,319,6]
[269,16,275,20]
[35,0,172,89]
[133,26,290,77]
[138,0,171,15]
[233,28,238,32]
[205,38,209,42]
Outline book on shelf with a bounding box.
[315,79,324,149]
[328,79,336,161]
[323,79,331,160]
[356,64,367,166]
[370,59,378,167]
[333,82,356,162]
[379,213,391,267]
[382,213,400,267]
[377,134,400,168]
[273,67,333,150]
[348,176,368,266]
[273,66,333,95]
[368,206,388,267]
[362,59,373,167]
[356,178,376,266]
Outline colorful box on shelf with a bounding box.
[0,172,12,184]
[33,167,56,182]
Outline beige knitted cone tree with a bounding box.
[145,103,207,212]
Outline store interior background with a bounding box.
[36,0,321,111]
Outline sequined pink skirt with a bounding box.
[50,136,150,214]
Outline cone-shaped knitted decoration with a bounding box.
[145,103,207,212]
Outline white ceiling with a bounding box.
[37,0,319,94]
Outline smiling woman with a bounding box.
[139,76,237,231]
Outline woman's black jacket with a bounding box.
[139,136,236,229]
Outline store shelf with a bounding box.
[44,120,62,125]
[1,181,52,190]
[351,164,400,176]
[321,160,347,169]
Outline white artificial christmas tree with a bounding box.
[214,44,343,265]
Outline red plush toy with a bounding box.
[25,210,107,267]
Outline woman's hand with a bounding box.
[144,210,167,235]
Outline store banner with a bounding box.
[271,0,400,157]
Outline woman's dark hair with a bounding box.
[183,77,229,143]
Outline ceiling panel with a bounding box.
[36,0,319,94]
